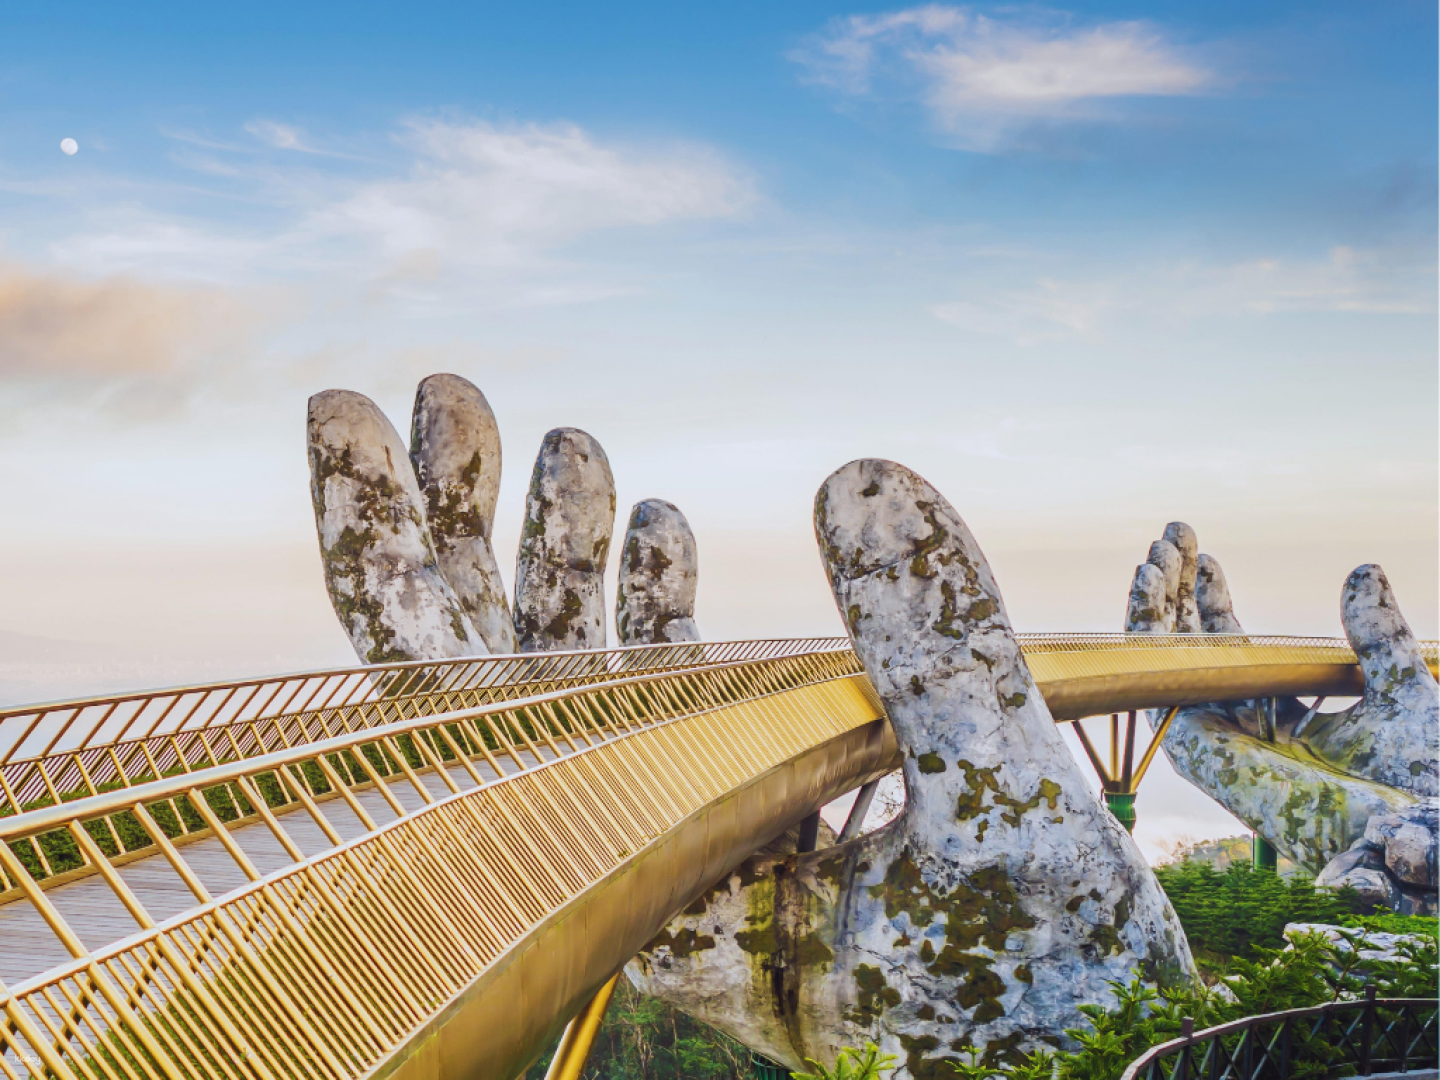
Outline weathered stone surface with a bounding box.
[410,374,517,654]
[307,389,483,664]
[1195,554,1242,634]
[628,460,1194,1075]
[1364,800,1438,888]
[1302,567,1439,798]
[615,499,700,646]
[1315,867,1398,910]
[1162,523,1200,634]
[1316,843,1386,882]
[1146,541,1182,632]
[1126,529,1438,905]
[1125,564,1168,634]
[513,428,615,652]
[1158,699,1414,870]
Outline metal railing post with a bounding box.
[1361,984,1376,1076]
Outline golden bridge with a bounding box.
[1,634,1436,1080]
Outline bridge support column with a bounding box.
[797,811,821,853]
[839,778,881,841]
[1105,792,1137,833]
[1071,710,1175,835]
[1253,835,1278,872]
[543,973,619,1080]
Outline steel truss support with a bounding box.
[543,974,621,1080]
[1069,707,1177,833]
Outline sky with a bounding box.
[0,1,1435,856]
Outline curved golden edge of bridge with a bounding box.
[375,717,900,1080]
[3,643,1435,841]
[1,638,1436,1080]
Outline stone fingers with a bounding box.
[307,389,484,664]
[513,427,616,652]
[1160,702,1416,872]
[615,499,700,645]
[410,374,517,654]
[1125,564,1168,634]
[812,461,1175,877]
[1302,565,1439,797]
[1146,540,1181,631]
[1195,554,1243,634]
[1163,523,1200,633]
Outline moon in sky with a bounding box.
[60,138,78,155]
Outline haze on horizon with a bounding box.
[0,0,1434,858]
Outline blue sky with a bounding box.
[0,2,1435,848]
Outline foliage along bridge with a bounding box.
[0,634,1436,1080]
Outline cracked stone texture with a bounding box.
[627,460,1195,1077]
[1195,555,1243,634]
[615,499,700,646]
[512,427,616,652]
[1145,540,1182,632]
[1162,523,1200,634]
[409,374,517,654]
[1125,564,1167,634]
[307,389,484,664]
[1127,528,1438,911]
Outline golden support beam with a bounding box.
[1069,707,1178,831]
[543,974,620,1080]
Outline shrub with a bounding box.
[1153,860,1362,966]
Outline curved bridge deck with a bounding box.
[0,635,1434,1080]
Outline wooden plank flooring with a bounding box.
[0,751,541,988]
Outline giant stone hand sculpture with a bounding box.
[1124,526,1438,913]
[308,389,483,662]
[309,374,701,662]
[410,374,516,654]
[513,428,616,652]
[615,499,700,645]
[627,461,1194,1077]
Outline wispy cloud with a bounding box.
[792,5,1213,150]
[932,246,1436,343]
[242,119,372,160]
[67,117,754,288]
[310,118,755,262]
[0,263,254,377]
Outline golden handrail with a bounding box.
[0,632,1436,1078]
[0,638,848,819]
[0,647,884,1080]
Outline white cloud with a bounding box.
[310,119,754,262]
[932,246,1435,343]
[792,5,1212,149]
[51,219,272,282]
[49,116,753,296]
[240,119,338,156]
[933,277,1113,344]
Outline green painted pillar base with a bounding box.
[1253,835,1278,872]
[1105,792,1137,833]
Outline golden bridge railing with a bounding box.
[0,646,879,1080]
[1,633,1437,1078]
[5,632,1435,887]
[0,638,847,821]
